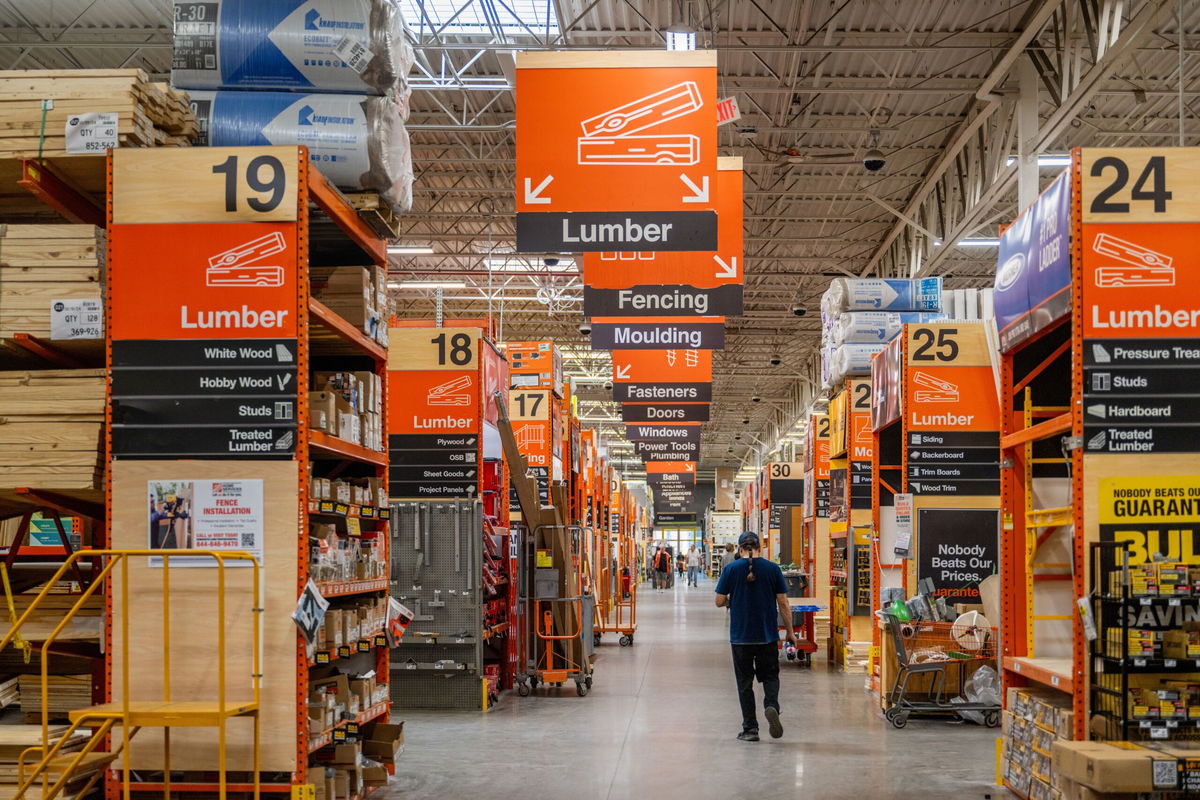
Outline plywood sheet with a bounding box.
[110,459,299,773]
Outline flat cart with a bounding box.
[881,613,1001,729]
[780,597,821,666]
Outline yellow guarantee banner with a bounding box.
[1099,475,1200,564]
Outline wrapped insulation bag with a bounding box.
[833,343,887,380]
[172,0,414,96]
[833,312,901,345]
[190,90,413,212]
[821,277,942,315]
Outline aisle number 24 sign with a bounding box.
[1082,148,1200,223]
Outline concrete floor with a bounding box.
[384,577,1002,800]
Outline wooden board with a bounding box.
[110,459,300,773]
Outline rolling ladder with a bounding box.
[0,549,261,800]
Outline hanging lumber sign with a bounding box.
[625,422,701,443]
[1080,148,1200,455]
[515,51,718,252]
[621,402,709,423]
[994,170,1071,352]
[583,160,744,287]
[590,317,725,350]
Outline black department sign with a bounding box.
[517,211,717,252]
[625,424,702,443]
[613,382,712,403]
[591,321,725,351]
[584,285,743,318]
[622,403,710,423]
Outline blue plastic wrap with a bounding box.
[190,90,412,212]
[172,0,414,96]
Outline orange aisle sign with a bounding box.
[904,323,999,432]
[515,51,718,253]
[646,461,696,474]
[109,223,299,340]
[583,159,744,288]
[508,389,551,468]
[611,349,712,382]
[387,328,483,435]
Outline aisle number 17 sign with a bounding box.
[515,51,718,252]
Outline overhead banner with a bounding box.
[515,51,718,252]
[613,382,711,403]
[613,348,712,381]
[635,439,698,459]
[1080,148,1200,455]
[583,284,743,318]
[583,160,744,287]
[621,402,709,423]
[625,422,701,443]
[591,318,725,350]
[994,170,1071,352]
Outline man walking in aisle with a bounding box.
[652,545,671,592]
[686,545,701,587]
[714,532,796,742]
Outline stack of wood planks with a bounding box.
[0,592,101,643]
[18,674,91,723]
[0,69,196,157]
[0,724,91,799]
[0,369,104,491]
[0,225,103,351]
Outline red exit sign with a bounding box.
[716,96,741,126]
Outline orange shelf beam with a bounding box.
[308,298,387,362]
[18,158,104,226]
[307,167,387,266]
[309,430,387,466]
[1003,655,1074,694]
[1000,412,1072,450]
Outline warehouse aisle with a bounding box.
[386,580,999,800]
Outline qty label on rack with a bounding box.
[50,299,102,340]
[65,112,118,154]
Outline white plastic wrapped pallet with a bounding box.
[189,90,413,213]
[172,0,414,96]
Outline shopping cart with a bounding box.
[881,613,1000,729]
[779,597,821,666]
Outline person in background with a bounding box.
[652,545,671,592]
[686,545,701,587]
[720,542,737,573]
[714,532,797,742]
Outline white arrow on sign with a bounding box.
[524,175,554,205]
[680,174,710,204]
[614,364,631,380]
[685,463,694,472]
[713,255,737,278]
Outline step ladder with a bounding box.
[0,549,262,800]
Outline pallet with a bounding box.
[345,191,402,239]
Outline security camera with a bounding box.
[742,418,750,425]
[769,353,782,367]
[544,257,559,267]
[791,304,808,317]
[863,148,886,172]
[602,380,613,391]
[579,320,592,335]
[734,434,741,440]
[751,394,762,403]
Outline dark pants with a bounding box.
[731,643,780,733]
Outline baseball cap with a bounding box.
[737,531,760,548]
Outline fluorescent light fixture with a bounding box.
[932,239,1000,247]
[387,245,435,255]
[483,256,575,273]
[1005,154,1072,167]
[664,23,696,51]
[388,280,466,289]
[580,416,621,422]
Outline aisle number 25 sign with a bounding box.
[112,146,300,224]
[1082,148,1200,224]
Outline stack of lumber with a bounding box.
[0,225,103,347]
[0,369,104,490]
[346,191,402,238]
[0,69,196,157]
[0,724,91,798]
[0,677,16,708]
[812,613,831,649]
[0,592,102,643]
[842,640,872,674]
[18,674,90,722]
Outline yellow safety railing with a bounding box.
[0,549,262,800]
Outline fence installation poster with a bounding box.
[147,479,264,567]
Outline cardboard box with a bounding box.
[1054,776,1140,800]
[363,766,389,789]
[331,742,360,765]
[311,674,353,712]
[362,721,404,763]
[1051,741,1171,793]
[333,770,350,800]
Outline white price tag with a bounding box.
[1151,726,1169,740]
[49,298,102,340]
[64,112,118,154]
[333,35,370,74]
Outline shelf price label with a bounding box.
[112,146,300,224]
[1082,148,1200,224]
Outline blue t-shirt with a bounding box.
[715,557,786,644]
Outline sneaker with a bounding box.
[765,706,783,739]
[736,730,759,742]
